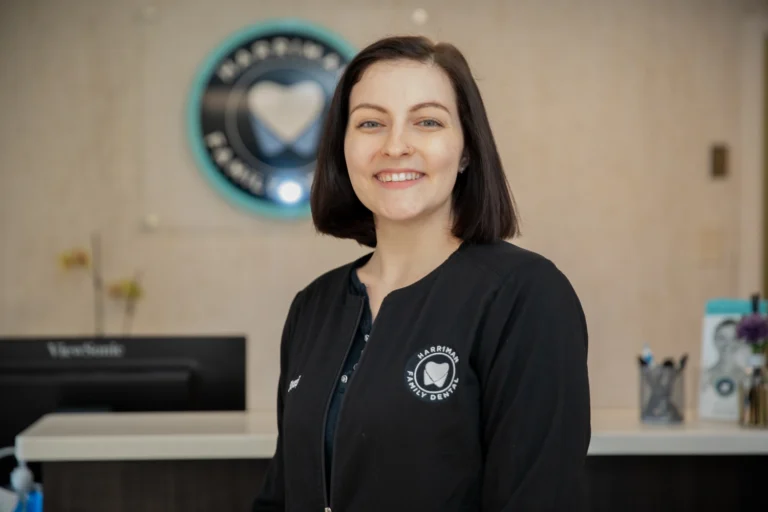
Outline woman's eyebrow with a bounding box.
[349,101,450,115]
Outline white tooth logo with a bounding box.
[423,362,450,388]
[404,346,460,402]
[247,81,324,143]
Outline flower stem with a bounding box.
[90,232,104,337]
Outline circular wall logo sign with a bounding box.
[404,345,460,402]
[186,19,357,219]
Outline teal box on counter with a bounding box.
[699,298,768,421]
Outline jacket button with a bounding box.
[341,375,348,384]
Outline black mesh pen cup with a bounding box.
[639,364,685,424]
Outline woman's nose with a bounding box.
[381,128,413,157]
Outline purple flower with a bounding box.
[736,313,768,344]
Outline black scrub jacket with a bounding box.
[252,240,591,512]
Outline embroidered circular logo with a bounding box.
[404,345,460,402]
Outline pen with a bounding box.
[640,343,654,366]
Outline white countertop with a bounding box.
[15,411,278,462]
[589,408,768,455]
[14,408,768,462]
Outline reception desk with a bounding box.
[15,409,768,511]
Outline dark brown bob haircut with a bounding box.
[310,35,519,248]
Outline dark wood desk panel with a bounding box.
[42,459,269,512]
[40,455,766,511]
[586,455,766,512]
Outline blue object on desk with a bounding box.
[12,491,42,512]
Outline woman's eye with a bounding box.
[358,120,381,129]
[418,119,443,128]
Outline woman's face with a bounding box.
[714,323,737,352]
[344,59,465,224]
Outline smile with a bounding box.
[375,171,424,183]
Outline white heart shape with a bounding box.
[424,362,450,388]
[247,81,324,143]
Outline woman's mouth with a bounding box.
[374,170,425,189]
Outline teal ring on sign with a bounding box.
[185,18,357,219]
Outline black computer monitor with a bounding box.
[0,335,246,481]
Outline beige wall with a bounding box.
[1,0,766,411]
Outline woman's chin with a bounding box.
[372,205,426,224]
[369,196,454,225]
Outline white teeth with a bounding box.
[377,172,421,182]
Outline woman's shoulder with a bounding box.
[462,241,587,343]
[459,240,564,283]
[455,240,582,311]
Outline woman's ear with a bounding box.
[459,153,469,173]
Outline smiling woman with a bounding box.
[252,35,591,512]
[344,61,465,223]
[311,37,516,248]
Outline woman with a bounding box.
[253,35,591,512]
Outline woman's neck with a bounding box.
[361,210,462,292]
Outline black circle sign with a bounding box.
[187,19,357,219]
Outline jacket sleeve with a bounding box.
[477,260,591,511]
[252,291,303,512]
